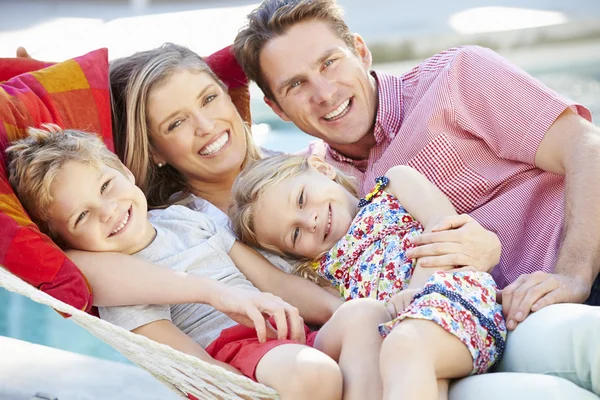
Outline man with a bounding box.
[233,0,600,397]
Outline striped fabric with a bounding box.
[317,46,592,288]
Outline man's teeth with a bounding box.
[111,211,129,235]
[324,99,350,121]
[200,133,228,155]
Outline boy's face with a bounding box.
[48,161,155,255]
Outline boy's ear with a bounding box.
[264,96,291,122]
[307,155,336,180]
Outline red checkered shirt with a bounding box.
[308,46,592,288]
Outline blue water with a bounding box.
[0,61,598,364]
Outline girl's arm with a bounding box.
[132,320,242,375]
[228,242,344,325]
[385,166,458,289]
[68,250,227,307]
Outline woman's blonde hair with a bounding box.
[110,43,261,208]
[230,153,358,284]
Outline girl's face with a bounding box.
[147,69,247,187]
[253,158,358,259]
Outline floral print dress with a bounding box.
[315,177,507,374]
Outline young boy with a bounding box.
[6,125,350,398]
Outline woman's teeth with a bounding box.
[111,210,130,235]
[324,99,350,121]
[200,132,229,155]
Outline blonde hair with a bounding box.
[5,124,126,245]
[110,43,261,208]
[233,0,356,102]
[230,154,357,284]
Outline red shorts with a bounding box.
[205,322,319,381]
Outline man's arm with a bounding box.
[501,109,600,329]
[132,320,242,376]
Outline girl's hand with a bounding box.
[384,289,420,318]
[213,286,306,344]
[406,214,501,273]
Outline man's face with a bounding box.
[259,20,378,159]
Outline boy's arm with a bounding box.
[228,242,343,325]
[132,320,242,376]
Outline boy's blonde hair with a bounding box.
[110,43,262,208]
[230,153,357,284]
[5,124,126,243]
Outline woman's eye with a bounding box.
[168,120,183,132]
[293,227,300,245]
[76,211,88,225]
[100,180,111,194]
[204,94,217,105]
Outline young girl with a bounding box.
[230,154,507,400]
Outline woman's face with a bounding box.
[146,69,247,187]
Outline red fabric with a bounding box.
[206,322,318,381]
[205,45,247,90]
[0,57,54,81]
[311,46,592,289]
[0,49,112,311]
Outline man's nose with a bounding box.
[311,76,335,104]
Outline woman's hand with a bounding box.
[384,289,420,318]
[213,286,306,344]
[406,214,501,273]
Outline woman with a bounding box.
[66,43,598,399]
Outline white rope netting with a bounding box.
[0,267,279,400]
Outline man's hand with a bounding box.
[406,214,501,272]
[16,47,31,59]
[499,271,591,330]
[384,289,420,318]
[213,286,305,344]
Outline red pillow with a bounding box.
[0,48,112,312]
[0,46,251,313]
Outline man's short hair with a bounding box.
[233,0,355,101]
[5,124,126,241]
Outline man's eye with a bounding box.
[76,211,88,225]
[293,227,300,245]
[168,120,183,132]
[101,180,111,194]
[290,81,301,89]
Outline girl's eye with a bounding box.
[324,59,334,67]
[100,180,111,194]
[204,94,217,105]
[168,119,183,132]
[292,227,300,246]
[298,190,304,208]
[75,211,88,226]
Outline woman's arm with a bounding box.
[132,320,242,375]
[68,250,227,307]
[228,242,344,325]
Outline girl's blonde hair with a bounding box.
[230,154,358,284]
[110,43,261,208]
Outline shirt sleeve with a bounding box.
[445,46,592,165]
[98,304,171,332]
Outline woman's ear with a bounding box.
[307,155,337,180]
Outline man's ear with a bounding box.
[353,34,372,70]
[264,96,291,122]
[307,155,337,180]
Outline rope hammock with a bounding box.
[0,266,279,400]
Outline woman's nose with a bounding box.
[193,112,216,136]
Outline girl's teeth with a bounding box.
[200,133,228,155]
[324,100,350,120]
[111,210,129,235]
